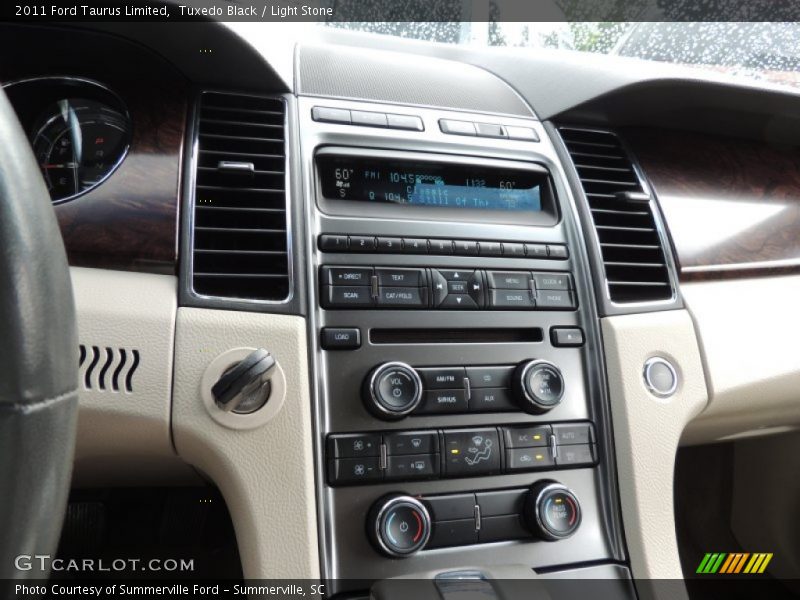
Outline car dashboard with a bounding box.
[2,20,799,597]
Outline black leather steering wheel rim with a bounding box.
[0,87,79,582]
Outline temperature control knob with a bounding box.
[513,360,565,414]
[364,362,423,419]
[524,481,582,541]
[368,494,431,557]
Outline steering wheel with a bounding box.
[0,88,79,581]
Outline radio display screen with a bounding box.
[317,155,544,212]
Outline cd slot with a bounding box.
[370,327,543,345]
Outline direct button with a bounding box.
[321,327,361,350]
[322,266,372,286]
[418,367,466,390]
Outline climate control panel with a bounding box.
[327,422,596,486]
[367,481,582,557]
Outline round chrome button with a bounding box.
[514,360,565,414]
[643,357,678,398]
[369,495,431,557]
[364,362,423,419]
[525,482,582,541]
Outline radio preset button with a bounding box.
[377,237,403,252]
[502,242,525,257]
[429,239,454,254]
[318,234,349,252]
[439,119,477,136]
[351,110,388,128]
[478,241,503,256]
[526,243,548,258]
[349,235,377,252]
[547,245,569,259]
[453,240,479,255]
[402,238,428,253]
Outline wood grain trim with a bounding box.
[624,128,800,281]
[0,25,187,274]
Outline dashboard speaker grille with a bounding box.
[559,127,672,304]
[191,92,289,301]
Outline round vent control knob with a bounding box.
[368,494,431,558]
[363,362,423,420]
[524,481,582,541]
[513,360,565,414]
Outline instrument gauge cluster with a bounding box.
[3,77,131,203]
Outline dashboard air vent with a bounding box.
[191,92,289,301]
[560,128,672,303]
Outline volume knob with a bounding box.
[364,362,423,420]
[513,359,565,414]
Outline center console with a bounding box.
[299,98,625,593]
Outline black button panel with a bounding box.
[326,421,596,485]
[319,234,568,261]
[320,266,575,310]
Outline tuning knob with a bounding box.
[368,494,431,557]
[363,362,423,419]
[513,359,564,414]
[524,481,582,541]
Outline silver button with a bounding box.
[643,357,678,397]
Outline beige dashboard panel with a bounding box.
[602,310,707,586]
[70,267,187,485]
[681,275,800,444]
[172,307,319,579]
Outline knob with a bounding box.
[364,362,423,419]
[524,481,581,541]
[211,348,276,414]
[368,494,431,557]
[513,360,564,414]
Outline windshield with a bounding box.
[323,22,800,90]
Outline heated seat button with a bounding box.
[327,433,381,458]
[506,447,555,471]
[386,454,439,481]
[555,444,596,467]
[424,493,476,521]
[428,519,478,548]
[323,285,373,308]
[469,388,516,412]
[385,431,439,455]
[503,425,552,448]
[377,287,427,308]
[376,268,424,287]
[329,457,382,485]
[418,367,466,390]
[443,428,501,477]
[466,366,514,389]
[418,390,468,414]
[321,266,373,286]
[321,327,361,350]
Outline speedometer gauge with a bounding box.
[30,98,130,203]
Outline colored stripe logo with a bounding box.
[696,553,773,574]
